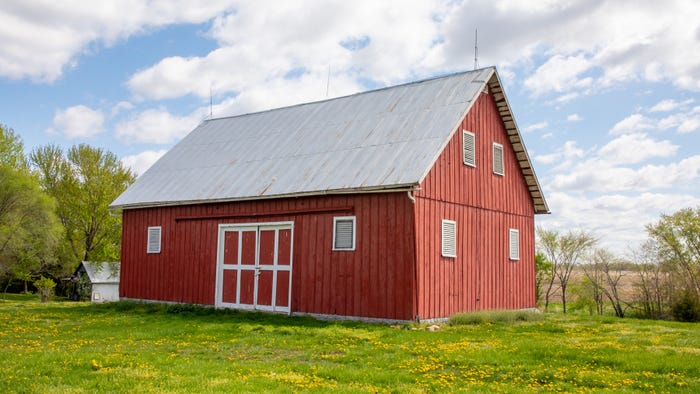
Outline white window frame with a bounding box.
[147,226,162,254]
[509,228,520,261]
[441,219,457,258]
[333,216,356,251]
[493,142,504,176]
[462,130,476,167]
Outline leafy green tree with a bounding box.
[0,124,28,170]
[537,228,597,313]
[646,207,700,304]
[0,166,60,293]
[31,144,136,266]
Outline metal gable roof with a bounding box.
[111,67,549,214]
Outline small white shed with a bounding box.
[76,261,120,302]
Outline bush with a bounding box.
[449,309,544,326]
[33,276,56,303]
[671,293,700,322]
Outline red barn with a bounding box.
[111,67,549,322]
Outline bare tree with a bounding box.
[631,240,672,319]
[537,228,597,313]
[581,249,627,317]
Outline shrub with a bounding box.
[33,276,56,303]
[671,293,700,322]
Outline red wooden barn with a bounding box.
[111,67,549,322]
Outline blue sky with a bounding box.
[1,1,699,255]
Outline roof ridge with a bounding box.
[206,66,496,122]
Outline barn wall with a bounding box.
[120,193,416,320]
[414,87,536,319]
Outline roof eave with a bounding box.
[110,183,420,211]
[487,72,550,215]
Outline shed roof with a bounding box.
[112,67,548,214]
[80,261,120,284]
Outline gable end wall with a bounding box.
[414,88,536,319]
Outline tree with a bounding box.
[581,249,627,317]
[534,252,552,307]
[537,228,597,313]
[30,144,135,268]
[0,124,28,170]
[646,207,700,303]
[0,166,60,294]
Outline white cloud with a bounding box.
[0,1,236,82]
[48,105,104,138]
[111,101,134,117]
[650,98,694,112]
[598,133,677,165]
[522,121,548,133]
[535,140,585,169]
[523,54,593,97]
[121,149,167,176]
[127,0,447,102]
[609,114,654,135]
[115,107,205,144]
[567,113,582,122]
[436,0,700,96]
[538,191,700,254]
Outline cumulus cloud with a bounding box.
[598,133,677,165]
[609,114,654,135]
[0,1,236,82]
[436,0,700,97]
[121,149,168,176]
[538,191,700,254]
[128,0,446,102]
[567,113,582,122]
[650,98,694,112]
[115,107,206,144]
[48,105,104,138]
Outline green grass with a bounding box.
[1,295,699,393]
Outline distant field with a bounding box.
[1,294,699,393]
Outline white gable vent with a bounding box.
[463,131,476,167]
[493,143,504,176]
[333,217,356,251]
[147,226,162,254]
[509,228,519,261]
[441,219,457,258]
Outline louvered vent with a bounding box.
[509,229,519,260]
[333,217,355,250]
[493,143,504,176]
[147,226,161,254]
[441,220,456,258]
[463,130,476,167]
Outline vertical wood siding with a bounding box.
[120,193,416,320]
[414,88,537,319]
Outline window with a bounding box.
[493,143,504,176]
[441,220,457,258]
[333,216,356,251]
[147,226,161,254]
[462,130,476,167]
[509,229,519,261]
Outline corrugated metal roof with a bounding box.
[111,67,549,214]
[81,261,120,284]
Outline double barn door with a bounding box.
[215,222,293,313]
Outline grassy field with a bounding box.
[1,295,699,393]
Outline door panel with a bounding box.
[239,269,256,305]
[259,230,275,266]
[223,231,239,265]
[278,229,291,266]
[222,270,237,304]
[275,271,290,308]
[257,270,274,307]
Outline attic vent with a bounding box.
[147,226,161,254]
[493,143,504,176]
[509,228,519,261]
[463,130,476,167]
[441,220,456,258]
[333,216,356,251]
